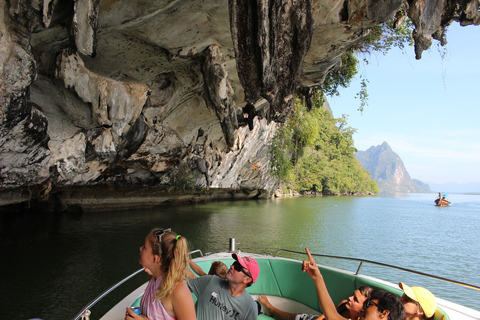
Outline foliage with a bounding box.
[358,19,415,54]
[271,12,415,193]
[321,49,358,97]
[269,92,379,194]
[269,9,415,192]
[355,77,369,113]
[269,125,294,180]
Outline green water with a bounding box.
[1,193,479,319]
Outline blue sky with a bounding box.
[329,23,480,184]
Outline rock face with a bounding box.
[1,0,478,208]
[356,141,428,193]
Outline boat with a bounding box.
[73,238,480,320]
[435,192,451,207]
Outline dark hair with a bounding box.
[370,290,405,320]
[358,286,374,299]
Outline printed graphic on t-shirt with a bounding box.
[210,291,241,319]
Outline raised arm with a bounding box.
[302,248,346,320]
[188,259,207,277]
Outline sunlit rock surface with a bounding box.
[1,0,478,209]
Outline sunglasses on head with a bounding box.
[233,261,252,279]
[155,228,171,243]
[363,299,385,312]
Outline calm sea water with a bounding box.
[0,193,479,319]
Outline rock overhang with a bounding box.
[1,0,479,207]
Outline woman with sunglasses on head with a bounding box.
[125,228,196,320]
[302,248,404,320]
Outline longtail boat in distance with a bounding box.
[435,192,451,206]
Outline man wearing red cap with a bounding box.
[187,253,260,320]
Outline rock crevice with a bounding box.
[230,0,315,122]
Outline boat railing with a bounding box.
[189,249,204,257]
[274,249,480,291]
[72,249,204,320]
[72,268,145,320]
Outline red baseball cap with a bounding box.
[232,253,260,283]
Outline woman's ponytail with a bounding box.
[155,231,189,301]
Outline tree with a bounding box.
[269,92,378,194]
[321,49,358,97]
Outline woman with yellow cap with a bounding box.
[399,282,437,320]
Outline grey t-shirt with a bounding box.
[188,275,258,320]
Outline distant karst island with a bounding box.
[355,142,431,194]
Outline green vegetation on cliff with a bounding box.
[268,16,415,194]
[269,17,415,194]
[269,92,379,194]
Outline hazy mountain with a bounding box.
[412,179,431,193]
[356,142,431,193]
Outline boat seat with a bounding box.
[251,295,320,320]
[253,258,357,312]
[258,315,275,320]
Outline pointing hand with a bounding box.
[302,248,322,280]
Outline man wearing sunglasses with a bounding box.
[187,253,260,320]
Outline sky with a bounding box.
[329,23,480,185]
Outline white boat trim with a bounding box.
[100,283,147,320]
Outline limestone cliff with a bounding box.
[356,141,428,193]
[1,0,478,209]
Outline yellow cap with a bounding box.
[399,282,437,318]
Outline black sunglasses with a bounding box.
[155,228,171,243]
[363,299,384,312]
[233,261,252,279]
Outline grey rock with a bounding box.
[356,141,426,193]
